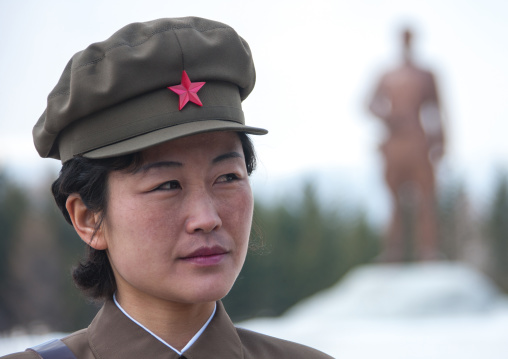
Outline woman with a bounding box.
[3,17,333,358]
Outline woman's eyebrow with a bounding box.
[135,152,241,173]
[212,151,243,164]
[135,161,183,174]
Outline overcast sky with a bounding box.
[1,0,507,222]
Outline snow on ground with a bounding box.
[2,262,508,358]
[238,262,508,358]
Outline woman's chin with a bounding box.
[185,284,233,304]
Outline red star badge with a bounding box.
[168,71,206,110]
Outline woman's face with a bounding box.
[102,131,253,306]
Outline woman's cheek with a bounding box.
[223,186,252,218]
[230,188,254,241]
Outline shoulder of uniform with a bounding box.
[61,328,92,357]
[0,329,89,359]
[235,327,334,358]
[0,351,40,359]
[61,328,87,342]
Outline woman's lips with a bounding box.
[180,246,229,266]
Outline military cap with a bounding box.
[33,17,267,163]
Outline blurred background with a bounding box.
[1,0,508,357]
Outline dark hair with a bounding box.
[52,132,257,301]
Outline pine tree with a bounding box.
[487,172,508,290]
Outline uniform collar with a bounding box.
[183,301,244,359]
[112,294,216,355]
[88,300,244,359]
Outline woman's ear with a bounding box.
[66,194,108,250]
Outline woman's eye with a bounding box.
[155,180,181,191]
[217,173,239,183]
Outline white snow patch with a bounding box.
[238,262,508,358]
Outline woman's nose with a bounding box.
[184,191,222,234]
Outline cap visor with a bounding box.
[82,119,267,159]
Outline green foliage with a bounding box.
[437,180,469,260]
[486,172,508,288]
[0,171,29,330]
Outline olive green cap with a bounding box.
[33,17,267,163]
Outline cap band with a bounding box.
[55,81,256,162]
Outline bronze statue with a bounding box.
[368,29,445,261]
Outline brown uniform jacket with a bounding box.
[2,300,333,358]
